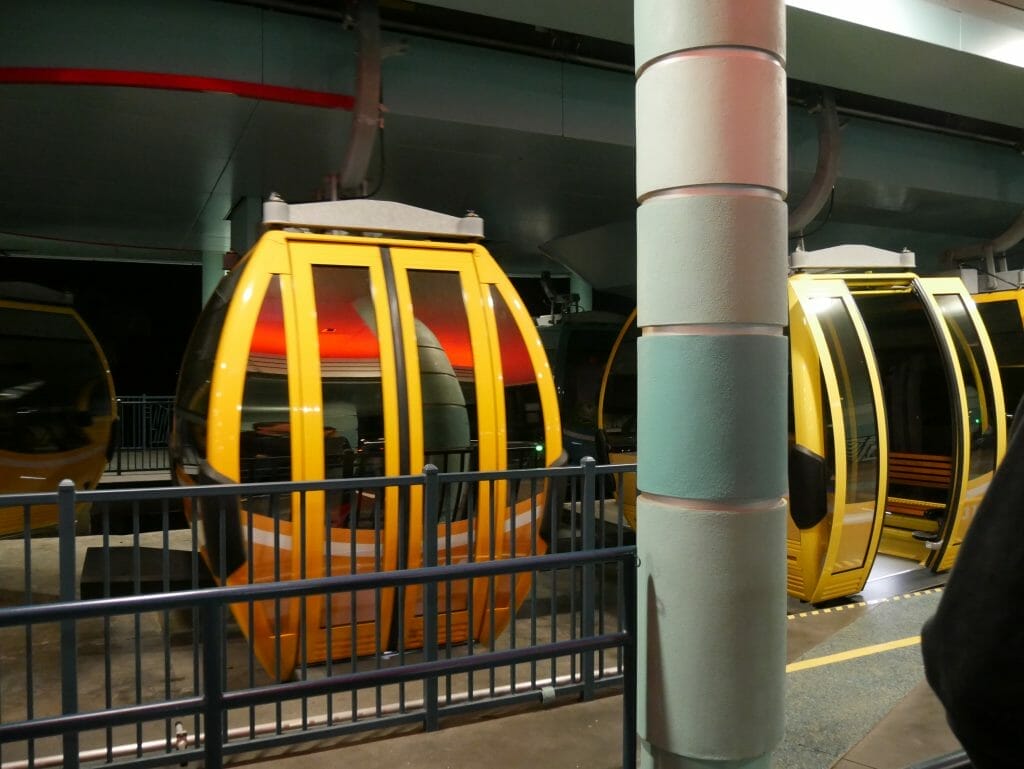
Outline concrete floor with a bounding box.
[0,510,964,769]
[211,550,964,769]
[244,583,962,769]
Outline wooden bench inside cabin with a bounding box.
[885,452,952,520]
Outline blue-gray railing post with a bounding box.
[202,603,225,768]
[116,398,124,475]
[623,549,638,769]
[423,464,440,731]
[140,394,149,460]
[581,457,596,700]
[57,479,80,769]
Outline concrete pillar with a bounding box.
[634,3,788,768]
[230,195,264,255]
[570,271,593,311]
[196,194,267,306]
[201,251,224,306]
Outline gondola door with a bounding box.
[787,276,888,603]
[477,269,564,643]
[916,278,1004,572]
[286,237,403,668]
[974,288,1024,421]
[386,244,501,650]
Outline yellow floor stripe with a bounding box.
[788,587,943,620]
[786,635,920,673]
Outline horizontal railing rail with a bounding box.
[0,547,637,768]
[0,458,638,769]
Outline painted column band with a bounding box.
[637,496,787,759]
[637,333,787,500]
[637,194,788,327]
[636,53,787,198]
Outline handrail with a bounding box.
[0,458,639,769]
[0,545,637,767]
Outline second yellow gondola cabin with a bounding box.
[971,281,1024,423]
[170,199,564,681]
[0,282,117,535]
[595,246,1005,604]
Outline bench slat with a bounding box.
[885,453,952,519]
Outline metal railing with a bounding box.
[106,396,174,475]
[0,459,637,769]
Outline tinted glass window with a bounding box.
[491,286,546,470]
[239,276,292,488]
[173,264,244,476]
[935,294,999,482]
[0,307,108,453]
[601,322,639,453]
[855,292,953,456]
[976,300,1024,365]
[407,269,476,457]
[312,265,387,529]
[815,297,879,507]
[975,299,1024,414]
[807,295,880,572]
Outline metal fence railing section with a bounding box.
[105,395,174,475]
[0,460,638,769]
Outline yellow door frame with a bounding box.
[788,275,889,603]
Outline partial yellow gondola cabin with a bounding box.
[971,285,1024,422]
[0,283,117,535]
[596,246,1005,604]
[170,199,564,680]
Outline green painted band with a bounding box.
[637,334,787,499]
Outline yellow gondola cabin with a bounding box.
[170,199,564,680]
[595,246,1005,604]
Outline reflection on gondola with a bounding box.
[595,246,1005,603]
[0,283,117,535]
[538,310,626,465]
[596,310,639,529]
[170,201,563,680]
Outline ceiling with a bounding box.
[3,0,1024,288]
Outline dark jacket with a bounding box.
[921,399,1024,768]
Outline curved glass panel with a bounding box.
[975,299,1024,417]
[0,307,108,454]
[490,287,546,472]
[239,275,291,486]
[809,296,880,571]
[935,293,998,482]
[172,264,245,479]
[407,270,477,471]
[312,265,386,530]
[601,323,639,453]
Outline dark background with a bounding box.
[2,259,630,399]
[2,258,203,396]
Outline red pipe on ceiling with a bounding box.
[0,66,354,110]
